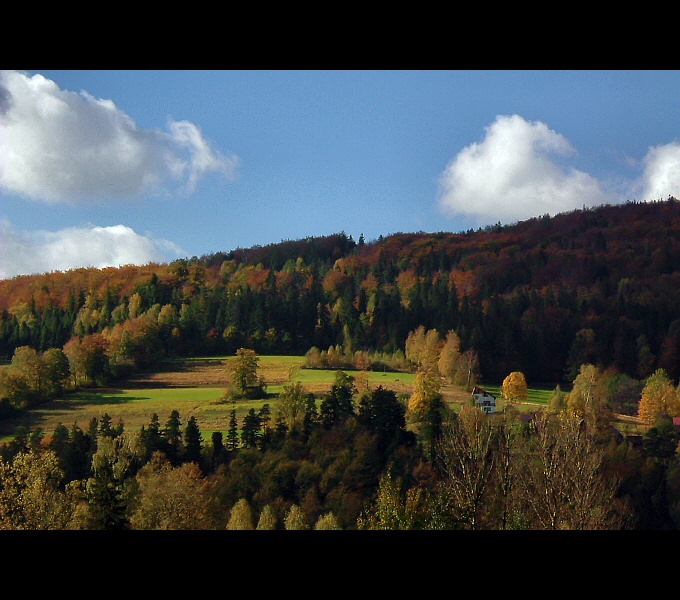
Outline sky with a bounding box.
[2,69,680,280]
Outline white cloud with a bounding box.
[0,70,239,204]
[0,220,185,279]
[438,114,616,224]
[632,141,680,202]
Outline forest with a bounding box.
[2,198,680,530]
[2,197,680,387]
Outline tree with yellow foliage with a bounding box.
[638,368,680,425]
[408,369,442,422]
[502,371,528,404]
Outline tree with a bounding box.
[515,410,627,530]
[130,454,222,530]
[277,381,309,429]
[241,408,262,449]
[638,368,680,425]
[284,504,309,530]
[435,405,497,530]
[0,449,83,530]
[227,498,255,530]
[502,371,528,404]
[438,330,465,384]
[315,512,342,530]
[162,410,183,465]
[226,409,240,451]
[320,371,356,429]
[357,467,428,530]
[229,348,265,398]
[566,364,613,434]
[42,347,70,396]
[85,435,139,529]
[357,386,408,456]
[256,504,278,530]
[408,369,442,422]
[183,416,203,465]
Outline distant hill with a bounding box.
[2,198,680,385]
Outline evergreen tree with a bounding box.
[162,410,183,465]
[241,408,262,449]
[226,409,240,451]
[183,416,203,465]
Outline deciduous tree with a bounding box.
[502,371,528,404]
[638,368,680,425]
[227,498,255,530]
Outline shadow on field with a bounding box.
[0,389,145,440]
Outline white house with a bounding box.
[471,386,496,414]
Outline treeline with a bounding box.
[3,365,680,529]
[2,199,680,385]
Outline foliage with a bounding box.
[227,498,255,530]
[502,371,528,403]
[638,368,680,425]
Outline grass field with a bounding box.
[481,383,554,406]
[0,356,423,444]
[0,356,642,444]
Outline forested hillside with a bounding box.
[2,198,680,386]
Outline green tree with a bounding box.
[229,348,265,398]
[183,416,203,465]
[256,504,278,530]
[284,504,309,530]
[319,370,356,429]
[84,435,139,529]
[227,498,255,530]
[162,410,183,465]
[357,467,427,530]
[0,449,83,530]
[278,381,309,429]
[241,408,262,449]
[226,409,240,451]
[315,512,342,530]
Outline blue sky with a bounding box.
[2,69,680,279]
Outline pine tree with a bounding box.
[226,409,240,451]
[183,416,203,465]
[162,410,183,465]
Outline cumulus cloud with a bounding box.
[438,114,617,224]
[0,220,185,279]
[0,70,239,204]
[633,142,680,202]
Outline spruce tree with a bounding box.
[183,415,203,465]
[226,409,240,451]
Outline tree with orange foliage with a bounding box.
[638,368,680,425]
[502,371,528,404]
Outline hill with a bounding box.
[2,198,680,386]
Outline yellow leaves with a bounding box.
[502,371,528,403]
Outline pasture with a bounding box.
[3,355,632,444]
[0,356,427,444]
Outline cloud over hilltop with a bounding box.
[438,114,680,224]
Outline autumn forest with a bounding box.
[2,198,680,530]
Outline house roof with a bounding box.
[472,386,496,399]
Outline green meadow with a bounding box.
[481,383,554,406]
[0,356,417,444]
